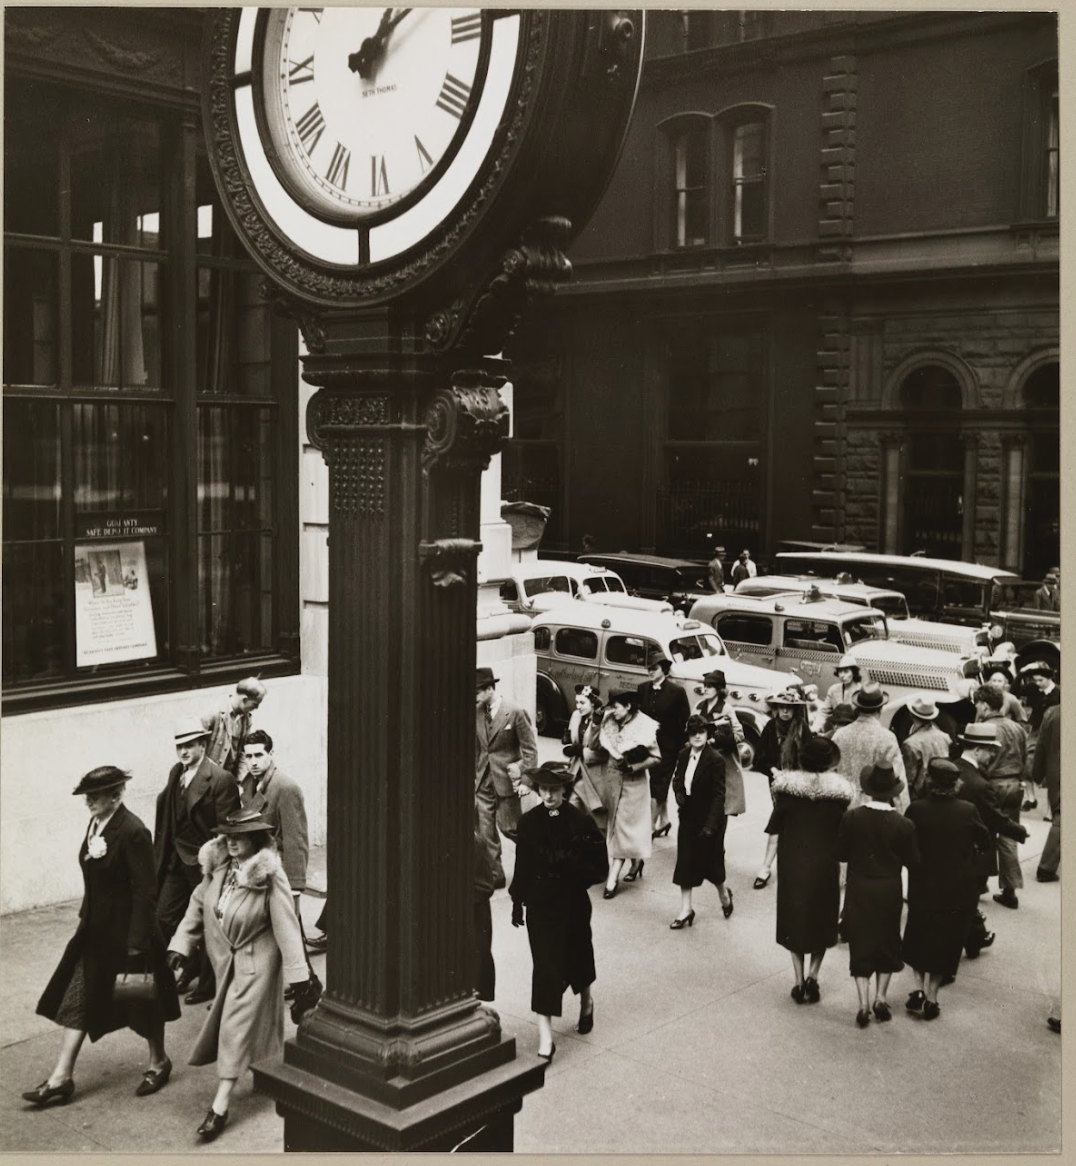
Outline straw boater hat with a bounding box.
[961,722,1000,749]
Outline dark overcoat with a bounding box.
[510,802,608,1016]
[153,754,238,886]
[672,744,727,888]
[37,804,181,1041]
[636,678,690,804]
[953,758,1025,878]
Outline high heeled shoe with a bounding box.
[872,1000,892,1022]
[196,1107,229,1140]
[22,1078,75,1107]
[652,823,672,839]
[753,870,771,890]
[721,889,734,919]
[669,910,695,930]
[803,976,820,1004]
[624,860,645,882]
[905,990,926,1013]
[135,1057,172,1096]
[602,883,618,900]
[537,1043,556,1062]
[922,1000,940,1021]
[855,1008,871,1028]
[790,984,806,1004]
[576,1004,594,1035]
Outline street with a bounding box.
[0,742,1060,1154]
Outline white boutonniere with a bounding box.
[87,834,108,860]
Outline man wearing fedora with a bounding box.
[954,721,1029,917]
[155,717,240,1004]
[637,650,691,839]
[707,546,726,593]
[476,665,538,889]
[900,696,953,801]
[831,683,908,811]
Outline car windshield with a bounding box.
[603,576,626,593]
[843,614,889,646]
[992,581,1061,613]
[868,594,910,620]
[522,575,572,599]
[670,632,726,661]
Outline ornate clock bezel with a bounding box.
[249,8,495,231]
[205,6,541,307]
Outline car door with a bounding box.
[712,613,776,668]
[602,632,659,697]
[775,616,842,688]
[550,625,601,702]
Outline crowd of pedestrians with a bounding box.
[477,643,1061,1050]
[22,679,320,1142]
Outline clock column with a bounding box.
[252,309,545,1152]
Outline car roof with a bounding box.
[698,594,879,621]
[532,607,713,634]
[579,551,704,570]
[742,575,903,601]
[773,551,1018,583]
[516,560,613,580]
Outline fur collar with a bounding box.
[599,708,659,759]
[197,836,282,888]
[772,769,855,803]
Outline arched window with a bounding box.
[1022,362,1059,577]
[900,366,964,558]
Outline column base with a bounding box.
[254,1036,546,1152]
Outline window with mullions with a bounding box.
[2,78,298,706]
[1023,61,1059,221]
[730,119,767,243]
[672,123,710,248]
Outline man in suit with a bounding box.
[476,665,538,889]
[155,716,239,1004]
[1031,571,1060,613]
[953,721,1028,956]
[637,650,690,838]
[240,729,309,912]
[1034,703,1060,882]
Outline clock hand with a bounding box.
[348,8,412,79]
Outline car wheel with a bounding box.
[739,726,759,772]
[535,689,558,737]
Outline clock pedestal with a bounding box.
[251,312,544,1151]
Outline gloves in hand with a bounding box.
[511,901,524,928]
[289,976,322,1024]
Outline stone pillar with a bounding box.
[878,431,903,554]
[999,434,1028,573]
[960,431,979,561]
[253,320,545,1150]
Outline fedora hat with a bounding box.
[860,763,905,801]
[961,722,1000,749]
[827,702,857,730]
[476,666,499,689]
[800,736,841,773]
[218,804,272,834]
[852,683,887,711]
[702,670,727,690]
[174,715,210,745]
[72,765,131,797]
[908,695,939,721]
[523,762,574,790]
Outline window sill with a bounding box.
[2,654,300,717]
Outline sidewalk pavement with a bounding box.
[0,756,1061,1155]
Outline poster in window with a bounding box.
[74,540,157,666]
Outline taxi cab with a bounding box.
[531,606,796,763]
[500,559,673,617]
[687,591,981,731]
[732,575,985,655]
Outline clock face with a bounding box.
[257,7,488,226]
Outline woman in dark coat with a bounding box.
[754,688,813,889]
[670,716,734,928]
[764,736,854,1004]
[25,766,180,1107]
[903,758,991,1021]
[837,764,920,1028]
[510,763,609,1059]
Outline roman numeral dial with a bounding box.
[264,7,488,221]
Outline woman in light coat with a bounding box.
[168,806,316,1141]
[597,690,660,897]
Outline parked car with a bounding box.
[987,581,1061,649]
[531,606,798,764]
[687,591,982,737]
[498,560,673,617]
[772,550,1019,627]
[733,575,986,655]
[576,552,711,614]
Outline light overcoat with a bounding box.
[169,837,307,1077]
